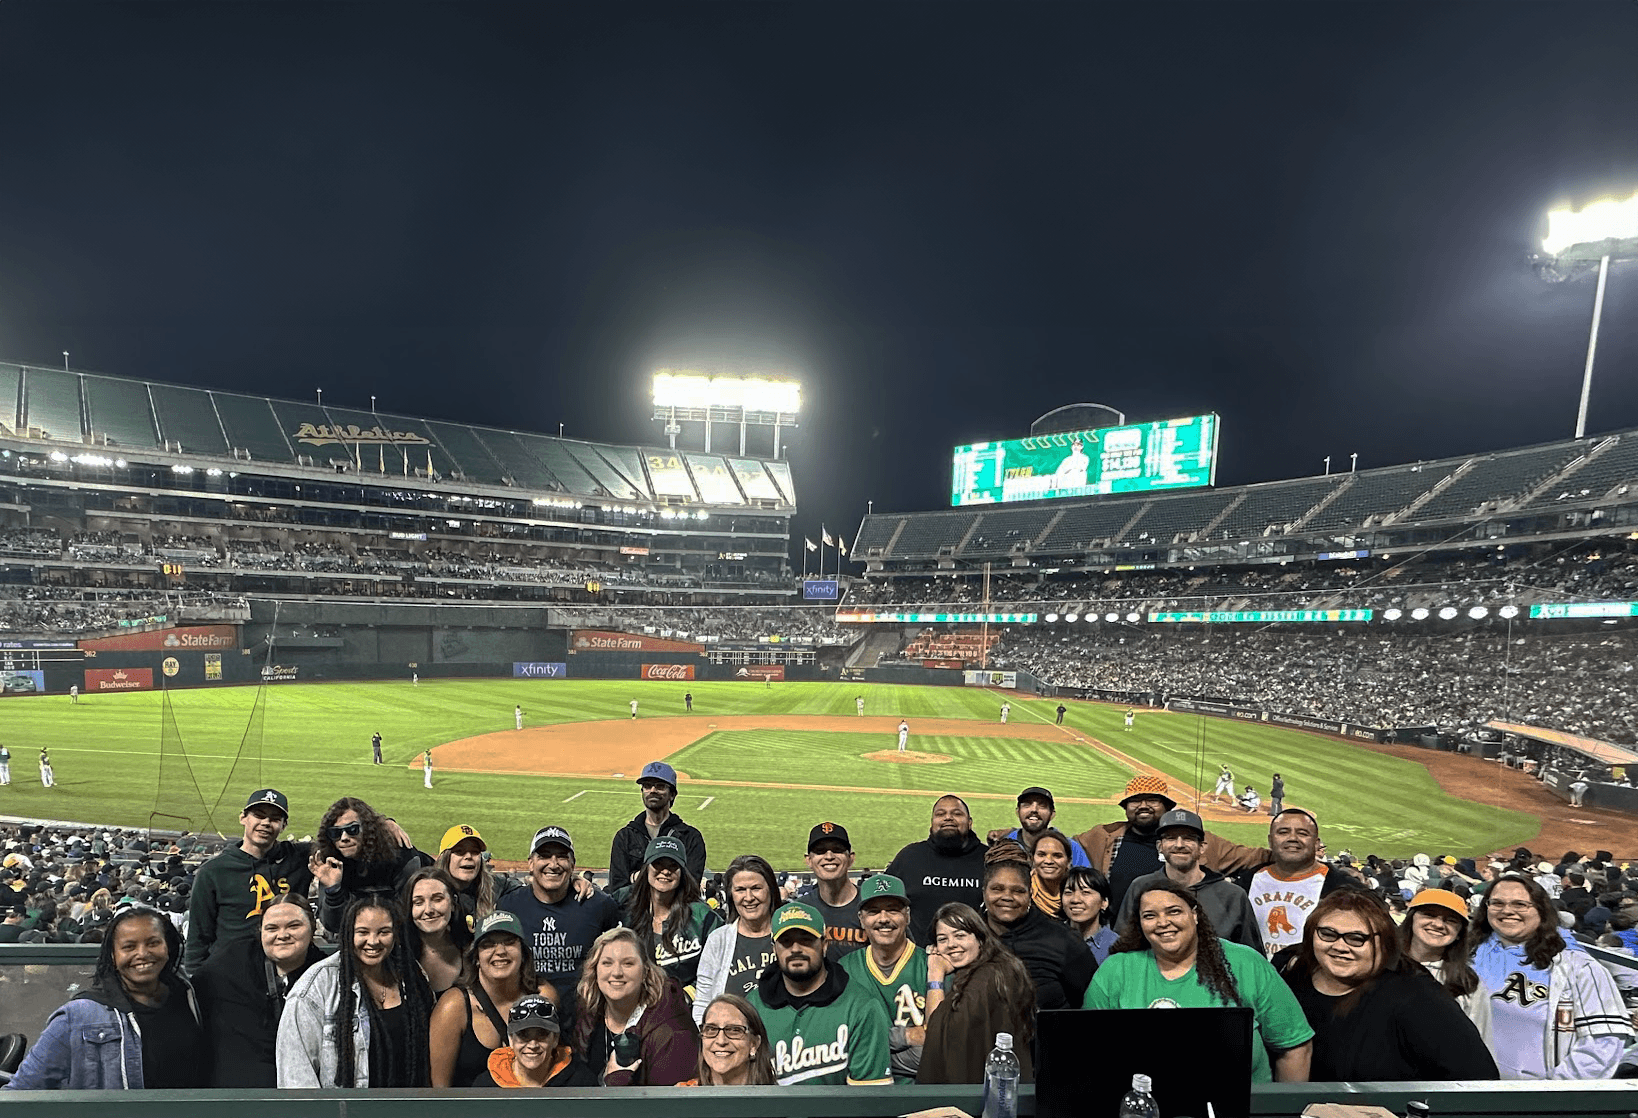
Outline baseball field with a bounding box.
[0,679,1581,866]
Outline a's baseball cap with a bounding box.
[771,900,825,942]
[643,835,688,867]
[507,994,562,1036]
[857,874,909,909]
[1017,787,1055,807]
[1408,889,1470,922]
[530,826,574,856]
[440,824,486,853]
[242,789,289,818]
[638,761,678,788]
[807,822,852,852]
[474,910,526,944]
[1157,809,1205,839]
[1120,775,1176,810]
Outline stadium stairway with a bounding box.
[847,626,907,668]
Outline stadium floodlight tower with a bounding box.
[651,370,801,457]
[1536,191,1638,439]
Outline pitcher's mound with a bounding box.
[864,749,953,765]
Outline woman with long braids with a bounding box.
[1086,880,1312,1083]
[276,896,434,1088]
[5,906,206,1090]
[311,797,431,933]
[980,841,1094,1010]
[915,902,1036,1084]
[402,867,470,996]
[622,836,722,994]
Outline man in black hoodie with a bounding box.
[184,789,313,973]
[885,795,987,946]
[607,762,707,886]
[1113,809,1263,953]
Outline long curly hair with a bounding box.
[1112,880,1244,1008]
[332,895,434,1088]
[92,907,183,1002]
[1399,900,1481,998]
[315,797,396,869]
[1288,888,1415,1017]
[572,927,672,1053]
[436,846,497,919]
[930,902,1037,1045]
[722,854,780,926]
[694,994,776,1086]
[400,866,472,957]
[1470,873,1565,970]
[627,852,706,960]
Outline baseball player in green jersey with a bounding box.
[839,874,941,1082]
[750,900,893,1086]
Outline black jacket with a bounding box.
[885,832,988,946]
[608,811,707,888]
[319,845,432,932]
[995,906,1095,1010]
[192,934,324,1087]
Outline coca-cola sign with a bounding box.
[641,663,695,681]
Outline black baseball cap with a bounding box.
[530,826,574,856]
[507,994,562,1036]
[808,822,851,852]
[1017,787,1055,807]
[242,789,289,818]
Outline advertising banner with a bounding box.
[86,667,153,692]
[80,625,240,653]
[573,630,705,654]
[733,665,784,682]
[260,664,300,682]
[802,579,839,601]
[514,661,569,679]
[1,670,45,695]
[642,663,695,681]
[923,659,966,670]
[204,653,222,681]
[963,669,1017,689]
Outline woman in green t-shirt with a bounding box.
[1083,881,1313,1083]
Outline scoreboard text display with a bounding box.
[951,413,1219,506]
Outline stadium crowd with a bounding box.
[3,768,1635,1093]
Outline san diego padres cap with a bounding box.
[439,824,486,853]
[857,874,909,908]
[771,900,825,942]
[530,825,574,856]
[807,821,852,852]
[242,789,290,818]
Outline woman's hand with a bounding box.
[310,849,343,890]
[926,944,951,982]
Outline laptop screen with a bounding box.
[1035,1007,1254,1118]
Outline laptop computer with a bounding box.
[1035,1007,1254,1118]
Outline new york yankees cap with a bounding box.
[530,825,574,856]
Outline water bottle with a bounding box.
[1118,1073,1159,1118]
[980,1032,1020,1118]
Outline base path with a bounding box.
[430,715,1212,808]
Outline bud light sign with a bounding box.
[642,663,695,681]
[514,662,568,679]
[802,579,839,601]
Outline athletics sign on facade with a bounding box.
[291,422,431,448]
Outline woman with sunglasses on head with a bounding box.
[1278,889,1497,1081]
[402,867,470,997]
[1060,866,1119,964]
[193,893,324,1087]
[311,797,432,934]
[1085,881,1312,1083]
[276,895,435,1088]
[1398,888,1493,1046]
[429,910,542,1087]
[1472,873,1635,1079]
[622,836,723,995]
[5,905,206,1090]
[681,993,776,1086]
[435,824,521,924]
[472,994,598,1087]
[573,926,701,1086]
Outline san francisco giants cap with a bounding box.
[530,826,574,856]
[440,824,486,853]
[857,874,909,909]
[807,821,852,852]
[242,789,289,818]
[771,900,825,942]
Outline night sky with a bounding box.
[4,3,1638,550]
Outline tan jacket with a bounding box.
[1072,821,1269,877]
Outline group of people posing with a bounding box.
[6,765,1634,1093]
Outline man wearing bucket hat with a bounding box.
[608,761,708,887]
[839,874,936,1081]
[1074,775,1270,913]
[749,899,892,1086]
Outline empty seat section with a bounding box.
[1305,464,1457,530]
[766,461,797,505]
[1212,477,1340,539]
[82,376,158,449]
[483,432,561,490]
[1411,444,1583,521]
[1036,499,1145,550]
[1124,490,1236,544]
[964,508,1057,555]
[425,422,509,484]
[150,385,228,454]
[598,445,656,499]
[214,392,296,461]
[685,454,746,504]
[21,367,83,441]
[520,435,603,496]
[0,364,20,432]
[854,516,901,554]
[644,448,699,500]
[569,444,643,500]
[889,512,977,558]
[1529,434,1638,505]
[729,458,783,501]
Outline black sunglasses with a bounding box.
[325,822,363,839]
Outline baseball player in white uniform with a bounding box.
[515,704,524,730]
[897,720,909,752]
[39,748,55,788]
[1123,708,1135,731]
[69,684,79,704]
[423,750,434,789]
[1213,764,1235,804]
[412,672,419,687]
[0,744,10,785]
[855,695,865,716]
[630,699,639,719]
[999,701,1010,724]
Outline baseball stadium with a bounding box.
[2,360,1637,1111]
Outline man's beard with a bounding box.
[930,828,968,854]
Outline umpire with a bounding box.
[608,762,707,886]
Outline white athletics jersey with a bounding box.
[1248,865,1328,958]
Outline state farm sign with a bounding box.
[641,663,695,681]
[573,630,704,654]
[85,667,154,692]
[80,625,239,653]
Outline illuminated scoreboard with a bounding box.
[951,413,1219,506]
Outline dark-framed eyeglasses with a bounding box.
[700,1023,750,1039]
[325,822,363,839]
[1313,926,1375,947]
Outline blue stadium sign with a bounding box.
[513,661,569,678]
[802,579,839,600]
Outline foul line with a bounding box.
[699,796,715,810]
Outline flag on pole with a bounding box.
[822,527,834,547]
[839,539,848,556]
[805,538,818,552]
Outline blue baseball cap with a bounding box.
[638,761,678,788]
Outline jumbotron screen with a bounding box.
[950,413,1219,506]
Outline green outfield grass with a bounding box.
[0,680,1539,866]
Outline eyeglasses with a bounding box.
[325,823,363,839]
[700,1024,750,1039]
[1488,901,1536,913]
[1313,926,1376,947]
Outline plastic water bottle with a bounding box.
[1119,1073,1159,1118]
[980,1032,1020,1118]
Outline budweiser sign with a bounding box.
[85,667,154,692]
[642,663,695,681]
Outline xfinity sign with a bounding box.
[513,662,569,679]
